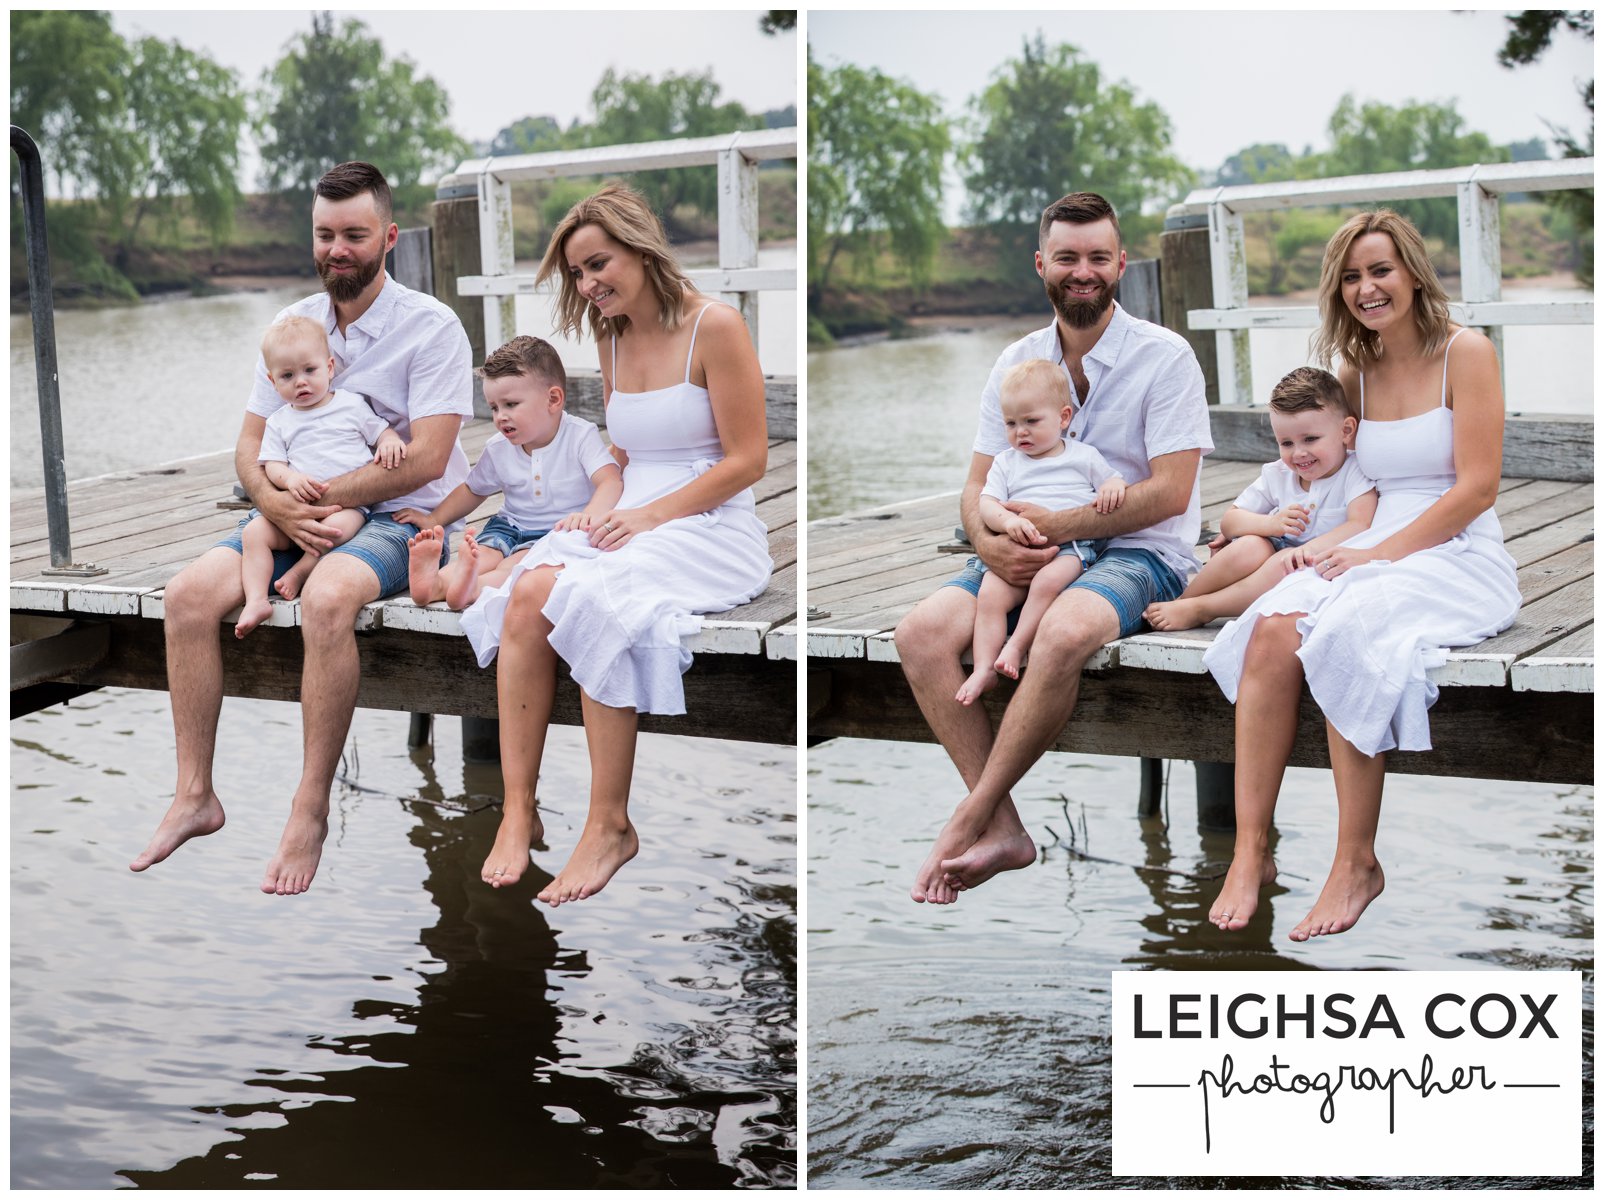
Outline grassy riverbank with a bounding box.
[809,201,1583,344]
[12,167,798,310]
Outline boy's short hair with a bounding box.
[1269,366,1351,418]
[478,335,568,393]
[1000,358,1072,408]
[261,314,329,362]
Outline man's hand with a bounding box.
[975,523,1060,586]
[258,487,347,556]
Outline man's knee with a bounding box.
[165,550,244,626]
[1034,595,1118,667]
[895,589,971,664]
[299,561,377,632]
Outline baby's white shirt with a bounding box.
[464,412,616,529]
[1232,452,1377,545]
[981,438,1121,512]
[259,389,390,480]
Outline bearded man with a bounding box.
[894,191,1213,905]
[132,161,474,896]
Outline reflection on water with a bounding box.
[807,739,1591,1188]
[12,689,795,1188]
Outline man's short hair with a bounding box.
[1269,366,1352,418]
[1039,192,1121,248]
[314,161,393,226]
[260,314,330,363]
[1000,357,1072,408]
[478,335,567,393]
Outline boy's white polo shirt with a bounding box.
[248,274,474,514]
[972,302,1213,577]
[466,413,616,530]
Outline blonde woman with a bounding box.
[1201,209,1520,942]
[459,184,772,903]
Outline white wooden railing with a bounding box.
[442,128,798,351]
[1168,158,1595,406]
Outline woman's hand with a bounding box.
[589,507,665,551]
[1311,545,1379,580]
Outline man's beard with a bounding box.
[317,249,383,303]
[1046,274,1116,330]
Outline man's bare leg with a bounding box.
[1209,613,1304,930]
[539,692,640,906]
[935,589,1120,893]
[260,554,379,895]
[483,567,558,887]
[132,547,244,870]
[1290,721,1386,941]
[897,586,1032,903]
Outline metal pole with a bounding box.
[11,124,104,577]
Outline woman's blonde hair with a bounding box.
[1310,208,1453,370]
[536,183,697,341]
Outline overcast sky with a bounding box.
[110,8,799,182]
[809,9,1593,180]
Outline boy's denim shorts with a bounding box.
[218,510,447,598]
[945,546,1185,638]
[473,512,551,558]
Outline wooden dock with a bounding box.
[11,416,798,744]
[807,437,1593,786]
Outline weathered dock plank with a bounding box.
[806,458,1593,784]
[12,421,799,742]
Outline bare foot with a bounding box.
[444,529,483,611]
[1144,597,1215,632]
[955,666,997,706]
[481,801,546,888]
[130,793,226,870]
[536,819,639,906]
[273,566,311,601]
[408,525,446,606]
[994,642,1024,681]
[940,827,1037,891]
[260,811,329,895]
[1289,858,1385,942]
[911,811,984,904]
[1209,851,1279,930]
[234,598,274,640]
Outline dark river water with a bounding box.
[805,326,1592,1189]
[12,690,795,1188]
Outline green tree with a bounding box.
[585,68,760,221]
[807,53,949,296]
[760,11,796,35]
[255,12,469,213]
[962,34,1192,267]
[1497,10,1592,285]
[1317,94,1508,242]
[10,10,129,197]
[489,115,573,158]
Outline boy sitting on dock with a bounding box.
[396,335,622,610]
[957,358,1126,705]
[1144,366,1377,631]
[235,315,407,638]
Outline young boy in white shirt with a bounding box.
[397,335,622,611]
[1144,366,1377,631]
[235,315,406,638]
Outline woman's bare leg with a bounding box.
[1211,613,1305,930]
[1290,723,1386,941]
[483,566,559,887]
[538,692,640,906]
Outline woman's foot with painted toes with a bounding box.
[482,803,545,887]
[1209,850,1278,930]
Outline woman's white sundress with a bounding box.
[1202,330,1520,755]
[459,305,773,714]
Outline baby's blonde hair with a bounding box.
[1000,358,1072,410]
[261,314,330,364]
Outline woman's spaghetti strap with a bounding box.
[1359,370,1365,419]
[683,303,713,383]
[1439,327,1466,407]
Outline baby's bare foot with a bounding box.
[1144,598,1214,632]
[954,667,997,707]
[234,598,274,639]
